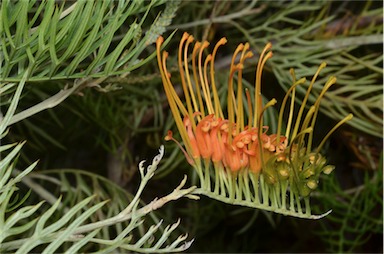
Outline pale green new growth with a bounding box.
[0,133,194,253]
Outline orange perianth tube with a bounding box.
[198,41,211,115]
[209,118,223,162]
[224,145,242,172]
[195,115,213,159]
[240,150,249,168]
[192,42,205,118]
[248,139,262,173]
[249,154,262,173]
[183,116,200,159]
[211,38,227,119]
[218,120,229,166]
[254,42,272,128]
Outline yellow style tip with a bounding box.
[187,35,194,43]
[182,31,190,39]
[156,36,164,48]
[219,37,228,45]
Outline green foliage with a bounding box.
[315,165,383,253]
[0,0,180,167]
[0,0,382,253]
[1,0,196,253]
[230,1,382,137]
[0,0,176,82]
[0,143,194,252]
[21,168,162,250]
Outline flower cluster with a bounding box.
[156,32,290,175]
[166,114,287,173]
[156,32,352,218]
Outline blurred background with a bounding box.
[3,0,382,252]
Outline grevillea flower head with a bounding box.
[156,32,353,219]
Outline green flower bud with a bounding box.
[307,180,318,190]
[276,161,290,180]
[279,168,289,178]
[299,184,311,197]
[323,165,335,175]
[302,167,315,178]
[264,172,277,185]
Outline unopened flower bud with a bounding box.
[323,165,335,175]
[302,168,315,178]
[307,180,318,190]
[279,168,289,178]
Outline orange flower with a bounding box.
[156,32,353,218]
[156,32,286,174]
